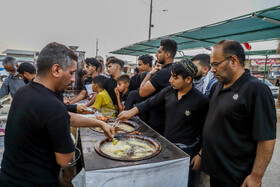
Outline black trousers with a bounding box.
[175,138,201,187]
[210,177,233,187]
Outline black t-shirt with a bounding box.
[202,70,276,187]
[0,81,75,186]
[150,64,172,93]
[137,86,209,145]
[120,90,130,106]
[129,74,138,91]
[148,63,172,134]
[104,77,117,106]
[124,90,146,110]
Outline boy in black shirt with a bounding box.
[114,74,130,112]
[118,59,209,187]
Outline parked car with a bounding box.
[258,78,279,99]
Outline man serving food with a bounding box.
[0,42,114,186]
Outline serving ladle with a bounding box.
[112,120,120,145]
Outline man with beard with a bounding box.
[17,62,36,84]
[192,54,217,98]
[0,42,114,186]
[0,57,25,98]
[139,39,177,135]
[201,40,276,187]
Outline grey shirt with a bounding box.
[0,75,25,98]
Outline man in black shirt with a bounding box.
[129,67,139,91]
[201,40,276,187]
[132,54,153,89]
[104,58,124,110]
[0,42,114,186]
[118,59,209,187]
[139,39,177,134]
[17,62,37,84]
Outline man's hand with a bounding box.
[100,121,115,139]
[241,174,262,187]
[241,140,275,187]
[117,107,139,121]
[190,155,201,171]
[76,105,88,113]
[150,66,160,75]
[114,87,120,98]
[64,96,70,104]
[118,111,133,120]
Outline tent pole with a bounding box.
[263,52,269,83]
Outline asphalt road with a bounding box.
[262,108,280,186]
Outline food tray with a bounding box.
[94,134,161,161]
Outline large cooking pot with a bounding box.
[94,134,161,161]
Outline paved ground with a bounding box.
[262,108,280,186]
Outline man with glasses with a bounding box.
[201,40,276,187]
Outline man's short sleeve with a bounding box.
[251,83,276,140]
[150,71,164,91]
[150,70,171,92]
[47,108,75,154]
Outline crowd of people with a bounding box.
[0,39,276,187]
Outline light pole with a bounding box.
[148,0,153,40]
[96,38,99,57]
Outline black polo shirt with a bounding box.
[137,86,209,145]
[104,77,117,106]
[120,90,130,106]
[148,63,172,134]
[201,70,276,187]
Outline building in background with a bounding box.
[0,49,39,79]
